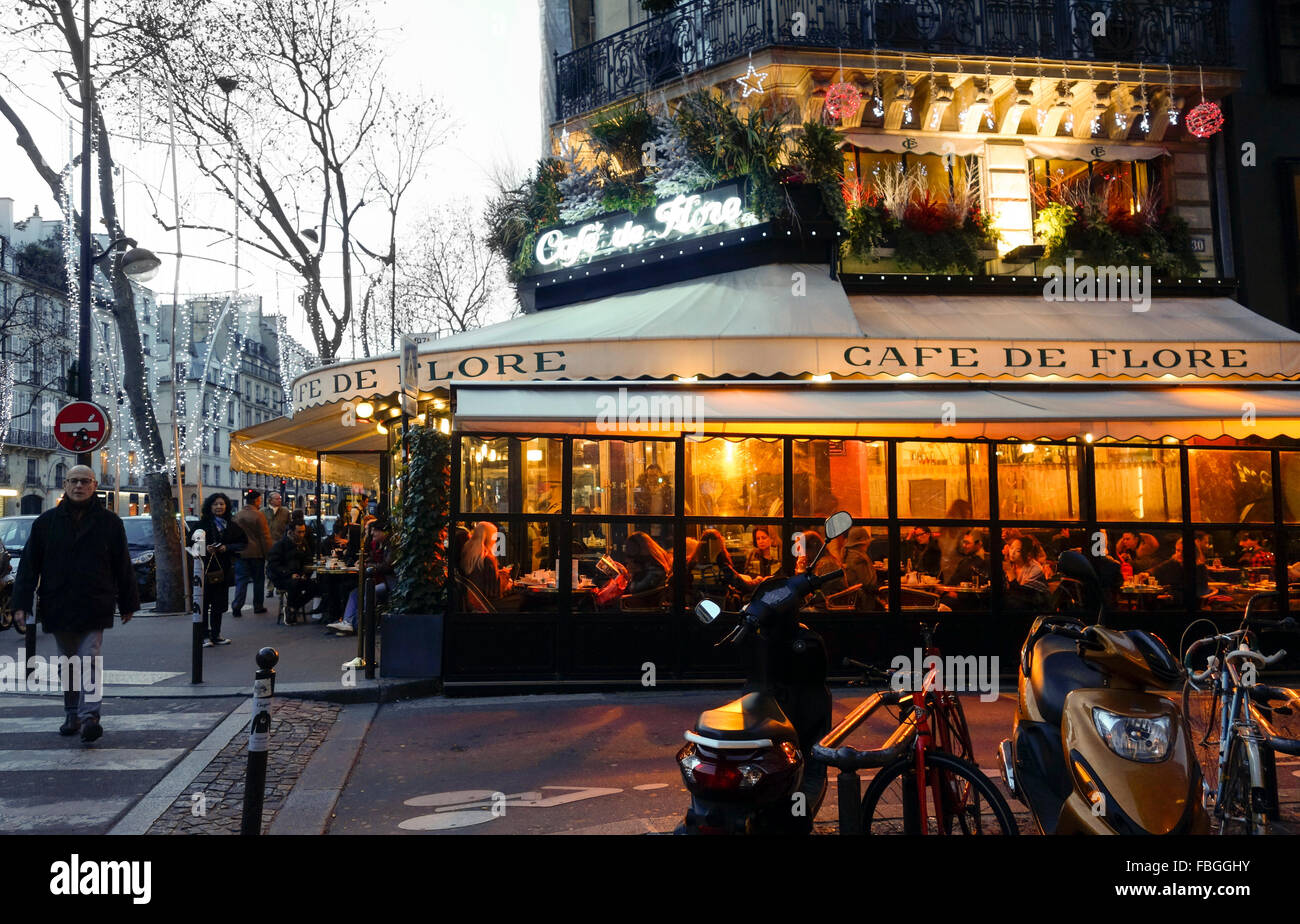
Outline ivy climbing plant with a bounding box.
[390,423,452,614]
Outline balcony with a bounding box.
[555,0,1231,119]
[3,428,59,451]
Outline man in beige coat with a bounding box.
[263,492,292,599]
[232,489,273,617]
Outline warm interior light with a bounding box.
[376,421,388,435]
[0,488,18,497]
[439,418,450,435]
[1084,433,1094,443]
[356,402,374,419]
[1020,443,1036,454]
[675,376,698,383]
[487,449,497,462]
[526,449,543,462]
[811,373,832,383]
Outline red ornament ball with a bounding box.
[824,82,862,120]
[1186,101,1224,139]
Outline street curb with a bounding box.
[4,677,441,703]
[107,699,252,835]
[269,702,378,835]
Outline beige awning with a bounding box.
[229,406,388,482]
[452,381,1300,441]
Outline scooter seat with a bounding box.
[696,692,797,743]
[1029,634,1107,727]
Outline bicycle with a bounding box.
[813,621,1017,835]
[1181,592,1300,835]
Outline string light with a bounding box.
[1166,63,1180,126]
[870,47,884,118]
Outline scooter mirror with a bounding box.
[824,511,853,541]
[694,599,721,625]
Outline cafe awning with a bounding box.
[451,381,1300,441]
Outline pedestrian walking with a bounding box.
[232,489,272,618]
[10,466,139,743]
[263,492,292,600]
[195,493,247,647]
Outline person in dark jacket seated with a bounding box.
[949,530,989,586]
[1149,538,1210,603]
[267,522,319,614]
[903,525,942,577]
[328,517,395,634]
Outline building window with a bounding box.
[1268,0,1300,88]
[572,438,675,516]
[1094,445,1183,522]
[1188,449,1273,523]
[793,439,887,519]
[1030,157,1161,232]
[684,437,783,518]
[996,442,1081,521]
[896,442,990,519]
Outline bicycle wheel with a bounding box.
[1182,677,1220,794]
[861,750,1018,835]
[1219,735,1269,835]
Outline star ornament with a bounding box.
[736,62,768,98]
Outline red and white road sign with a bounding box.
[54,401,112,454]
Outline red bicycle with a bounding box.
[814,622,1016,835]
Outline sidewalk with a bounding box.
[13,592,434,701]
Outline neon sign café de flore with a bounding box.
[233,182,1300,686]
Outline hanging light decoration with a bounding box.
[1186,65,1224,139]
[870,47,884,118]
[824,82,861,120]
[1166,63,1180,126]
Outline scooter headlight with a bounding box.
[1091,708,1171,762]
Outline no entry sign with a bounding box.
[54,401,112,453]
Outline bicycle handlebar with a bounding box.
[814,690,918,770]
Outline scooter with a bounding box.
[675,511,851,834]
[997,550,1210,834]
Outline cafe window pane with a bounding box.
[572,521,675,613]
[896,442,989,519]
[899,523,990,613]
[572,439,675,517]
[793,439,887,518]
[684,437,783,518]
[461,437,509,514]
[682,522,778,610]
[1094,446,1182,522]
[1282,453,1300,523]
[522,438,563,513]
[996,443,1081,521]
[1189,449,1274,523]
[454,519,553,614]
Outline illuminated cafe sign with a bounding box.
[530,185,760,273]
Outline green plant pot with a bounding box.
[380,611,444,679]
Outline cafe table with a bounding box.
[310,558,360,624]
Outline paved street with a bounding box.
[0,696,242,834]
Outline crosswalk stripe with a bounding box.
[0,796,135,832]
[0,713,226,733]
[0,748,187,771]
[0,698,65,709]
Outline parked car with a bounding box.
[1,516,38,630]
[124,515,200,604]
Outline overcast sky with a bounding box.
[0,0,545,358]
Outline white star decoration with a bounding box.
[735,62,768,98]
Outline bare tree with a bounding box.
[129,0,384,363]
[388,201,507,342]
[0,0,187,612]
[354,94,453,358]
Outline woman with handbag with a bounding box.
[195,493,247,647]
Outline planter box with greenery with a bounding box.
[382,423,451,679]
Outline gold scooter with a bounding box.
[997,551,1210,834]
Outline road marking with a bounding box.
[0,796,134,832]
[398,785,624,831]
[0,748,186,771]
[12,668,184,689]
[557,814,682,835]
[0,713,225,733]
[632,783,670,791]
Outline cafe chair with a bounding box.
[454,572,496,614]
[620,584,670,612]
[823,583,865,611]
[275,581,308,626]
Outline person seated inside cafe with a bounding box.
[328,516,394,635]
[594,531,672,609]
[949,529,989,586]
[1148,537,1210,603]
[1004,536,1050,610]
[837,526,880,610]
[1236,531,1273,568]
[795,530,847,601]
[1116,531,1161,574]
[743,526,781,579]
[462,521,513,603]
[687,528,755,605]
[903,525,941,577]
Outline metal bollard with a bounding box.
[240,646,279,836]
[192,579,204,685]
[363,578,376,680]
[836,769,863,835]
[24,617,36,684]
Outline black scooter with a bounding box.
[675,512,851,834]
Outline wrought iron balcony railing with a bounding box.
[3,428,59,451]
[555,0,1231,119]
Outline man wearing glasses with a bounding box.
[11,465,139,743]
